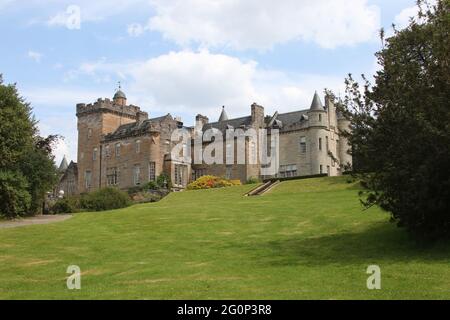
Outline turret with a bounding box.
[218,106,229,122]
[307,91,328,127]
[307,91,329,175]
[58,155,69,172]
[113,89,127,107]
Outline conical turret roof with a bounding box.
[310,91,324,111]
[58,155,69,172]
[218,106,229,122]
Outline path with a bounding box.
[0,215,73,230]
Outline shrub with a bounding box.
[187,176,241,190]
[80,188,131,212]
[0,171,31,218]
[156,173,172,189]
[145,181,159,191]
[51,197,80,214]
[246,177,261,184]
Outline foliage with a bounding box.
[156,173,172,189]
[0,75,59,218]
[145,181,159,190]
[80,188,131,212]
[0,171,31,218]
[187,175,242,190]
[335,0,450,242]
[51,197,81,214]
[246,177,261,184]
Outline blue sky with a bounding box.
[0,0,419,164]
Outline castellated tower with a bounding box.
[76,89,148,193]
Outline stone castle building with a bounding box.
[58,88,352,195]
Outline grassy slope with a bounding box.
[0,176,449,300]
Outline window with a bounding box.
[319,138,322,151]
[107,167,119,186]
[115,143,121,157]
[182,143,189,160]
[93,148,98,161]
[327,165,330,175]
[279,164,298,178]
[105,145,111,158]
[87,128,92,139]
[134,165,141,186]
[319,114,322,122]
[135,140,141,154]
[148,162,156,181]
[299,137,307,153]
[249,141,257,164]
[193,169,206,181]
[174,164,186,187]
[226,165,232,179]
[320,165,323,174]
[85,170,92,189]
[326,136,329,152]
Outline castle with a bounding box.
[57,88,352,196]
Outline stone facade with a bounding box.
[56,160,78,197]
[58,89,352,195]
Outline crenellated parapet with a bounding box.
[76,98,146,120]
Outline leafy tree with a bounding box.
[336,0,450,242]
[0,171,31,217]
[0,75,59,218]
[0,75,34,168]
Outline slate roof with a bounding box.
[270,109,310,132]
[218,107,229,122]
[310,91,324,111]
[113,90,126,99]
[58,156,69,172]
[203,115,253,132]
[104,114,175,141]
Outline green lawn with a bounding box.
[0,176,449,299]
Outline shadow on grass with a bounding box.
[243,222,450,267]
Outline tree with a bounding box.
[337,0,450,242]
[0,75,59,218]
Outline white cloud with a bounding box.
[127,23,145,37]
[67,50,345,121]
[29,51,347,163]
[394,6,419,30]
[27,50,43,63]
[47,5,81,30]
[147,0,380,50]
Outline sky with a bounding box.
[0,0,420,165]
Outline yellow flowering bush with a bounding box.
[187,175,242,190]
